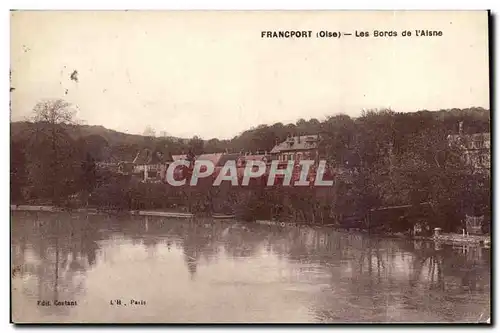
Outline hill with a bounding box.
[10,121,195,162]
[10,106,490,162]
[11,121,164,146]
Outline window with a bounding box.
[474,139,484,149]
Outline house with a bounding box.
[447,122,490,173]
[270,135,320,162]
[117,161,135,175]
[133,148,172,182]
[215,153,241,170]
[232,153,270,184]
[171,153,226,169]
[96,162,120,172]
[168,152,275,185]
[168,153,236,183]
[236,152,271,168]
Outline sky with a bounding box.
[10,11,489,139]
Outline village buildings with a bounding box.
[96,133,336,185]
[131,148,172,182]
[270,134,320,162]
[447,122,490,174]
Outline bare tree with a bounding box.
[32,99,76,125]
[30,99,76,154]
[28,99,78,204]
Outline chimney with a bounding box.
[459,121,464,135]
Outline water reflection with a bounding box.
[11,212,490,323]
[11,212,100,318]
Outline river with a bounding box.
[11,211,490,323]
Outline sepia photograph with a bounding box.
[10,10,491,324]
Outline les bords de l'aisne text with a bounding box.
[261,30,443,39]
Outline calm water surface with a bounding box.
[11,211,490,323]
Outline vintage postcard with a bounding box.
[10,10,491,324]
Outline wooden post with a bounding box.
[366,211,371,232]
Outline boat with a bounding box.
[11,205,62,212]
[137,210,194,218]
[212,214,237,219]
[256,220,297,228]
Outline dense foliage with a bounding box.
[10,100,490,233]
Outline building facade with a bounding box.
[447,131,490,173]
[270,135,320,162]
[133,149,172,182]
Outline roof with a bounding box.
[236,154,272,166]
[172,153,225,165]
[270,135,320,154]
[172,154,186,161]
[199,153,224,165]
[448,132,490,141]
[216,153,240,166]
[133,149,153,165]
[241,154,271,161]
[133,148,172,165]
[447,132,491,149]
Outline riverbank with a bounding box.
[10,205,194,219]
[10,206,491,246]
[257,220,491,246]
[433,233,491,246]
[371,230,491,246]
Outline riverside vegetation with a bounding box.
[10,99,490,235]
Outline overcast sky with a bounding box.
[10,11,489,139]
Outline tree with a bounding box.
[32,99,76,124]
[79,134,109,161]
[11,140,27,203]
[188,136,204,155]
[28,99,79,204]
[68,150,98,207]
[204,138,226,153]
[319,114,356,167]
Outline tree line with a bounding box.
[10,99,490,233]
